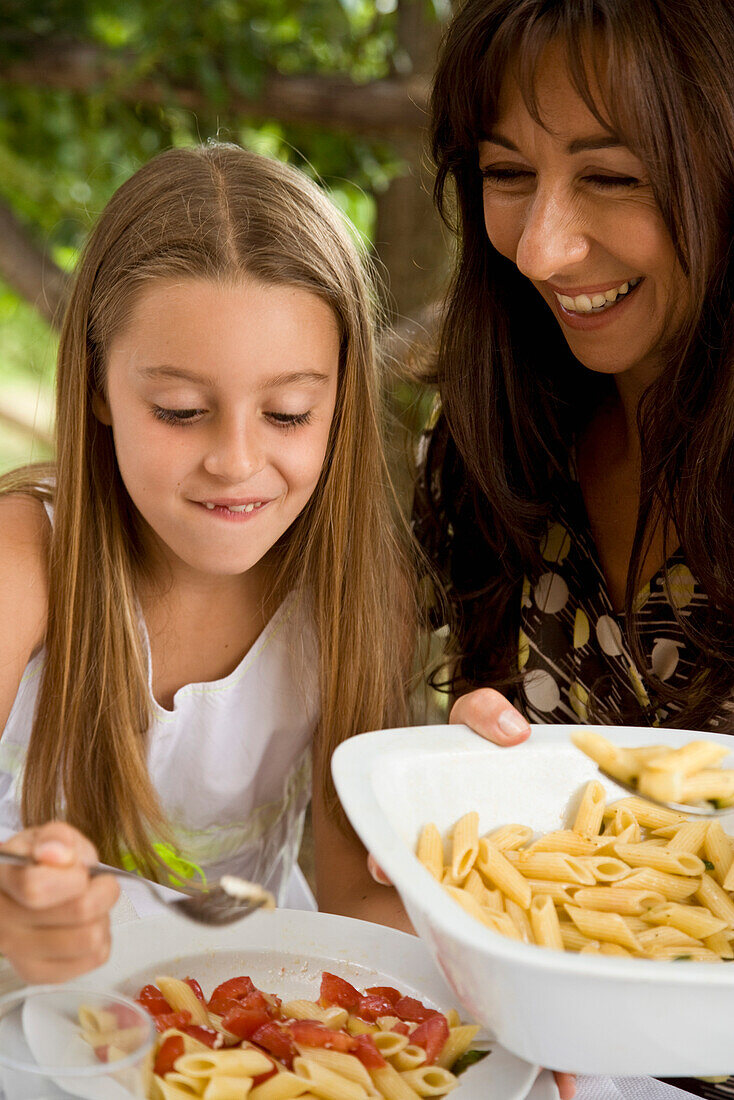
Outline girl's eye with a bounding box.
[265,411,313,430]
[152,406,204,425]
[584,174,641,190]
[480,166,533,185]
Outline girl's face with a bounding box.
[95,278,339,580]
[478,45,688,383]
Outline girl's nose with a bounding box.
[514,187,590,283]
[203,422,263,482]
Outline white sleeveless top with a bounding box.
[0,503,320,905]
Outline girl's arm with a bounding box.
[0,496,120,981]
[0,495,49,732]
[311,748,414,933]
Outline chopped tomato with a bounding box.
[394,996,439,1023]
[221,1002,272,1039]
[355,994,398,1022]
[152,1011,190,1034]
[364,986,401,1005]
[410,1015,450,1064]
[182,1024,221,1049]
[207,994,241,1016]
[153,1035,184,1077]
[208,976,256,1005]
[390,1021,411,1036]
[136,984,171,1016]
[319,972,361,1011]
[184,977,205,1003]
[94,1045,110,1064]
[289,1020,356,1052]
[252,1022,298,1068]
[241,990,275,1014]
[351,1033,387,1069]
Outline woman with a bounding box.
[418,0,734,744]
[414,2,734,1095]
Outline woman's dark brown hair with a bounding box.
[419,0,734,724]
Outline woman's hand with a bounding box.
[0,821,120,983]
[449,688,530,745]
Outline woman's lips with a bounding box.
[550,278,644,330]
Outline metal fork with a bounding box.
[596,766,734,818]
[0,851,271,925]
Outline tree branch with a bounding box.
[0,200,69,327]
[2,39,430,134]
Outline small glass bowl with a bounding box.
[0,985,154,1098]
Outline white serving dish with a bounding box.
[91,907,539,1100]
[332,723,734,1076]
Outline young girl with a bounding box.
[0,143,415,982]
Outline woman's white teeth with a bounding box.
[557,278,640,313]
[204,502,263,512]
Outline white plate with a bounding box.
[91,907,539,1100]
[332,723,734,1077]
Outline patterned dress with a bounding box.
[516,467,727,732]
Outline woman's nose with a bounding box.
[514,187,590,283]
[203,421,263,482]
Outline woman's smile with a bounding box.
[546,276,644,330]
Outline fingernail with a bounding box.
[368,855,391,886]
[498,709,531,738]
[34,841,74,865]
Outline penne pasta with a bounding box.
[475,839,532,908]
[417,823,444,882]
[613,843,704,877]
[399,1066,459,1095]
[704,822,734,885]
[451,812,479,881]
[571,887,664,915]
[564,905,641,952]
[530,895,563,950]
[572,781,606,837]
[643,902,728,939]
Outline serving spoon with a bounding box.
[0,851,273,925]
[595,766,734,818]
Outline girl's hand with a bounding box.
[449,688,530,745]
[0,821,120,983]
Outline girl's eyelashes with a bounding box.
[151,406,313,430]
[480,165,642,190]
[265,411,313,431]
[152,406,203,425]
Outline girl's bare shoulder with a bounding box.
[0,494,49,659]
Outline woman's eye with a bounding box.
[266,411,313,430]
[584,174,641,190]
[480,166,533,185]
[152,406,204,425]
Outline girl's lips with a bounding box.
[193,500,271,521]
[550,278,644,331]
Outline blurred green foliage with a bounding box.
[0,0,444,469]
[0,0,447,253]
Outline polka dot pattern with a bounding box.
[515,480,713,729]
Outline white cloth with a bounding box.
[0,498,320,905]
[576,1076,701,1099]
[528,1071,709,1100]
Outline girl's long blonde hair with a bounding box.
[1,144,416,876]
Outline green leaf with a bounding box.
[452,1049,491,1075]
